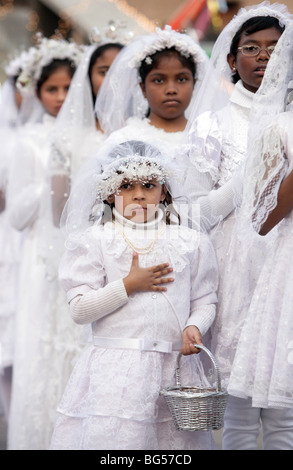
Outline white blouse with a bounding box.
[60,209,219,347]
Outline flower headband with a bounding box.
[128,25,207,71]
[16,34,83,93]
[95,156,170,202]
[4,49,32,78]
[231,1,292,31]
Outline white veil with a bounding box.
[95,25,209,137]
[60,135,186,248]
[178,2,293,236]
[0,49,40,194]
[185,1,292,133]
[0,48,42,128]
[207,21,293,382]
[48,21,132,184]
[48,44,97,182]
[237,21,293,241]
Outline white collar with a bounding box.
[113,207,164,231]
[230,80,254,109]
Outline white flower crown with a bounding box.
[4,49,32,78]
[16,34,83,93]
[95,156,170,202]
[89,20,135,46]
[129,25,206,71]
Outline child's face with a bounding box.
[108,178,166,223]
[90,47,121,98]
[227,26,282,93]
[38,66,72,117]
[140,54,195,124]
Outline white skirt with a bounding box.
[228,226,293,408]
[0,212,22,369]
[50,345,217,450]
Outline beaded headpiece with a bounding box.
[84,140,175,226]
[16,34,83,94]
[89,20,135,46]
[129,25,207,71]
[95,156,169,202]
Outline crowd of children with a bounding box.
[1,1,293,451]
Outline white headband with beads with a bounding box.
[95,156,170,202]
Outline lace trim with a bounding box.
[217,138,246,187]
[248,121,288,232]
[102,223,200,273]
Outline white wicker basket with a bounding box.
[160,344,228,431]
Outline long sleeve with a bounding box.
[69,279,128,325]
[197,176,238,232]
[187,231,218,334]
[185,304,216,336]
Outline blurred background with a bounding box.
[0,0,293,82]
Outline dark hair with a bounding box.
[138,47,196,85]
[88,42,123,104]
[36,58,76,94]
[230,16,285,84]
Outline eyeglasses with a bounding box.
[237,44,276,57]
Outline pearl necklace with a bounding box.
[113,221,166,255]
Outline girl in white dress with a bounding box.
[50,28,125,226]
[49,138,219,450]
[226,22,293,449]
[95,25,209,186]
[0,48,34,423]
[6,37,82,450]
[182,2,292,449]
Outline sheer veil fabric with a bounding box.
[49,44,98,184]
[179,2,293,382]
[185,1,292,132]
[6,38,83,450]
[237,22,293,237]
[227,23,293,407]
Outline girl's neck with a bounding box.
[96,119,103,132]
[148,113,187,133]
[113,207,164,230]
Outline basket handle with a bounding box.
[175,343,223,392]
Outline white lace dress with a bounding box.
[105,116,185,170]
[0,126,22,370]
[7,114,82,450]
[228,111,293,408]
[50,214,219,450]
[186,80,275,383]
